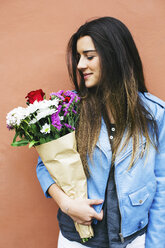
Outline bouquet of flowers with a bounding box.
[6,89,94,241]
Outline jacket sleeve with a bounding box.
[36,156,55,198]
[145,108,165,247]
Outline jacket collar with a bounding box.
[115,130,146,166]
[96,117,112,160]
[96,117,146,166]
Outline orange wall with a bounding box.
[1,1,165,247]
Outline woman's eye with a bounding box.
[87,56,94,60]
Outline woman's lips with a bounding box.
[83,73,92,80]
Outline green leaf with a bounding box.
[55,133,60,139]
[11,140,29,147]
[39,138,46,144]
[45,137,49,142]
[23,119,30,125]
[13,132,19,143]
[50,125,56,133]
[29,140,37,148]
[19,133,23,139]
[31,124,37,132]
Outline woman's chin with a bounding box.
[85,81,98,88]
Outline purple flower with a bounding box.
[51,113,62,130]
[7,124,14,130]
[65,91,80,102]
[62,91,80,116]
[72,109,77,114]
[50,90,65,100]
[63,109,69,116]
[50,90,80,130]
[51,105,62,130]
[64,123,75,130]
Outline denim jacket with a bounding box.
[36,92,165,248]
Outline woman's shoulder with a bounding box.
[141,92,165,108]
[139,92,165,121]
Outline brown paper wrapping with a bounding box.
[36,131,94,239]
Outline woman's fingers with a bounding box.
[66,198,104,223]
[82,221,92,226]
[93,209,103,221]
[87,198,104,220]
[70,209,103,223]
[87,199,104,205]
[70,215,92,225]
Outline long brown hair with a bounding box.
[67,17,158,176]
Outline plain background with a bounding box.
[0,1,165,247]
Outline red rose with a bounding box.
[64,96,71,103]
[25,89,45,104]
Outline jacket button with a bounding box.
[139,199,143,204]
[138,220,144,228]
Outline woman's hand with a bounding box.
[47,183,103,225]
[62,198,104,226]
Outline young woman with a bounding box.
[36,17,165,247]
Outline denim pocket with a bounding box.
[129,186,149,206]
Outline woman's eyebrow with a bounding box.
[83,50,96,54]
[77,50,97,56]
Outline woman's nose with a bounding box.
[77,57,87,70]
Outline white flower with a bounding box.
[26,101,40,115]
[26,99,59,115]
[29,109,56,124]
[6,98,60,127]
[39,99,59,109]
[40,123,51,134]
[6,107,28,127]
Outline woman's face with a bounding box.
[76,36,101,88]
